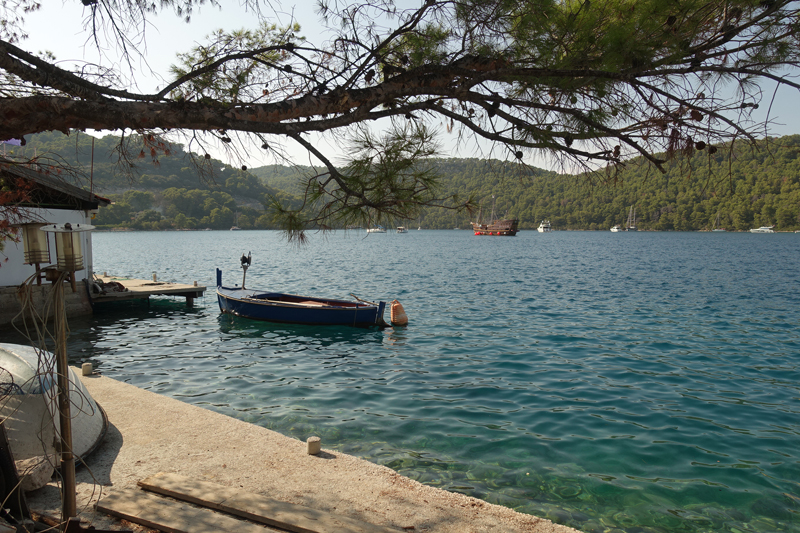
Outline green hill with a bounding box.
[7,132,800,232]
[418,137,800,231]
[9,131,291,230]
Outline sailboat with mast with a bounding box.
[712,211,726,232]
[626,206,637,231]
[611,206,637,231]
[471,195,519,236]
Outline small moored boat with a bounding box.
[216,260,388,327]
[750,225,775,233]
[626,206,638,231]
[712,211,726,232]
[537,220,552,232]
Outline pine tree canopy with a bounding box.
[1,0,798,238]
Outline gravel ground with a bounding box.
[25,371,580,533]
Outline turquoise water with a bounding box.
[17,230,800,532]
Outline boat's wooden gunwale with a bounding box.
[218,288,376,310]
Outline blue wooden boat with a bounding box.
[216,268,388,327]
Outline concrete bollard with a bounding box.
[81,363,92,376]
[307,436,321,455]
[152,272,157,282]
[194,281,198,287]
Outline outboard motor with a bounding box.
[240,252,252,288]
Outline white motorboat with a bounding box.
[537,220,552,232]
[367,226,387,233]
[396,226,408,233]
[610,224,622,232]
[750,226,775,233]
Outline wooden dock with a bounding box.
[90,274,206,306]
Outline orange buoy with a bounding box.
[390,299,408,326]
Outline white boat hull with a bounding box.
[0,343,107,489]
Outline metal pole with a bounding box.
[90,137,94,195]
[54,276,77,522]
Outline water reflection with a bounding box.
[216,314,386,346]
[383,327,410,347]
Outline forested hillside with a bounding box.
[7,132,800,231]
[9,132,297,230]
[424,136,800,231]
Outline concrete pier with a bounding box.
[26,372,578,533]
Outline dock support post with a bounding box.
[186,296,194,307]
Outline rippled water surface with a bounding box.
[22,230,800,532]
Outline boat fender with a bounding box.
[390,300,408,327]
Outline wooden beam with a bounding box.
[137,472,398,533]
[95,488,276,533]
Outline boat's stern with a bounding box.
[375,301,389,327]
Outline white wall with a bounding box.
[0,207,95,287]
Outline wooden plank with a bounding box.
[95,488,276,533]
[138,472,397,533]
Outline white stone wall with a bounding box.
[0,282,93,327]
[0,207,95,287]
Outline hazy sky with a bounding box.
[18,2,800,171]
[22,2,344,167]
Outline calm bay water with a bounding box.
[26,230,800,531]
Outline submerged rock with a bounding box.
[751,496,793,521]
[546,509,573,525]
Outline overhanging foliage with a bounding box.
[1,0,798,238]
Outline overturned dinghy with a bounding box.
[0,343,107,490]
